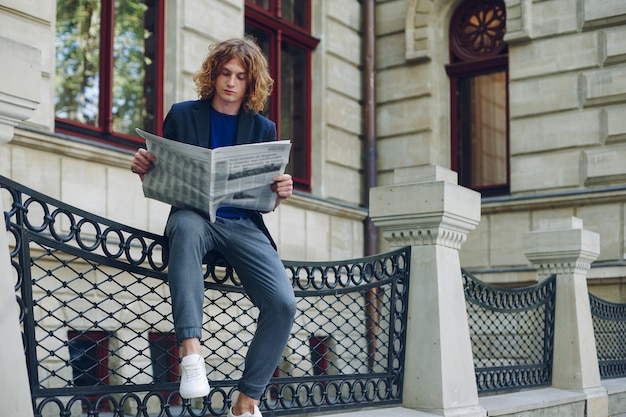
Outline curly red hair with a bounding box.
[193,37,274,113]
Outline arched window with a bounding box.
[446,0,509,196]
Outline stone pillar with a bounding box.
[0,35,41,417]
[523,217,608,417]
[370,166,484,417]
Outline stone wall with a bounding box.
[375,0,626,296]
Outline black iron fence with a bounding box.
[1,175,410,417]
[462,271,556,394]
[590,293,626,379]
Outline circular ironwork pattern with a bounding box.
[285,251,408,292]
[450,0,507,61]
[1,179,168,274]
[463,271,555,310]
[476,367,550,391]
[3,175,411,416]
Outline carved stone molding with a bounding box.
[0,36,41,144]
[503,0,532,43]
[383,225,469,249]
[405,0,433,62]
[532,261,593,276]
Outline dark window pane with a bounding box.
[69,340,100,385]
[245,24,272,118]
[67,331,109,387]
[149,333,178,383]
[150,340,170,383]
[309,335,330,376]
[281,42,308,180]
[55,0,102,127]
[112,1,149,135]
[281,0,306,27]
[249,0,270,10]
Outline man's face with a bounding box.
[212,57,248,113]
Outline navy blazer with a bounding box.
[161,99,278,252]
[162,99,276,148]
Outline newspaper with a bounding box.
[136,129,292,222]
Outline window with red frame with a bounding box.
[149,332,180,404]
[445,0,509,197]
[55,0,164,150]
[309,335,331,378]
[245,0,319,191]
[67,330,111,411]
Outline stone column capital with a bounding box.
[523,217,600,275]
[369,166,481,249]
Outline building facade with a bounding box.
[1,0,625,303]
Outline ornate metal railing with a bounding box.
[590,293,626,379]
[1,175,410,417]
[463,271,556,394]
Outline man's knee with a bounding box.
[274,291,297,321]
[167,210,205,238]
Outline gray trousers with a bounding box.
[165,210,296,400]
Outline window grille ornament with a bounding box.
[450,0,507,61]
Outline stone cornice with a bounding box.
[12,128,134,168]
[288,192,368,222]
[482,187,626,214]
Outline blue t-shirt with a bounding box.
[210,106,250,219]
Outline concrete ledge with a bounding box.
[604,377,626,417]
[312,384,616,417]
[478,387,586,416]
[308,407,446,417]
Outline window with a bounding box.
[67,330,111,411]
[446,0,509,196]
[68,330,111,387]
[55,0,164,150]
[149,332,180,404]
[245,1,319,190]
[309,335,331,378]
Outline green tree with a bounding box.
[55,0,150,135]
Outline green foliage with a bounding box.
[55,0,150,135]
[112,1,149,133]
[55,0,101,126]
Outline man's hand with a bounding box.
[131,148,156,181]
[271,174,293,209]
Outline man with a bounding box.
[131,37,296,417]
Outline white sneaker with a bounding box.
[227,405,262,417]
[179,354,210,399]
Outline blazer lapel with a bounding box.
[193,100,212,148]
[235,110,253,145]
